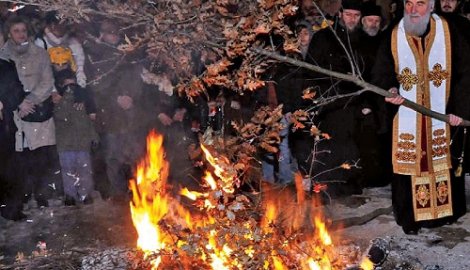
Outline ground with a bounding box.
[1,184,469,270]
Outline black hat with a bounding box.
[342,0,362,11]
[45,11,61,25]
[361,2,383,17]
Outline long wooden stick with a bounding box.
[253,48,470,127]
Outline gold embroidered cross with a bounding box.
[416,184,430,207]
[397,67,418,91]
[428,63,449,87]
[436,181,449,204]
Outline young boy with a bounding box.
[49,46,97,205]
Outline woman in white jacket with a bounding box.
[34,12,86,88]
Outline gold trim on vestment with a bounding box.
[391,16,452,175]
[391,26,399,76]
[412,170,453,221]
[392,16,453,221]
[429,64,449,87]
[443,17,452,171]
[397,68,419,91]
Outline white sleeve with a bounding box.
[69,38,87,87]
[68,38,85,73]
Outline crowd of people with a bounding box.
[0,9,179,221]
[0,0,469,235]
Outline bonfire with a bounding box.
[129,130,374,270]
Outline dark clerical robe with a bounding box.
[304,24,365,197]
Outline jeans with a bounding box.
[59,151,94,201]
[262,115,298,184]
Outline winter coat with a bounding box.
[0,40,56,151]
[84,41,145,134]
[272,54,311,114]
[53,89,98,152]
[0,59,23,157]
[35,30,87,87]
[303,24,366,192]
[305,24,365,114]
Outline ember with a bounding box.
[128,130,370,269]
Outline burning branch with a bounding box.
[127,130,371,269]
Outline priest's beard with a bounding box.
[363,25,380,37]
[339,20,360,34]
[403,11,431,37]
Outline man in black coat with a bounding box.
[372,0,470,234]
[355,3,392,187]
[304,0,366,197]
[0,58,27,220]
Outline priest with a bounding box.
[371,0,470,234]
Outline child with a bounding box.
[48,46,98,205]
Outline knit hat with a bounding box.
[48,46,77,71]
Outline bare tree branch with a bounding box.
[253,48,470,127]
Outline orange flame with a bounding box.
[129,131,169,268]
[206,230,231,270]
[360,257,374,270]
[203,171,218,190]
[200,145,237,194]
[314,216,332,246]
[180,187,204,201]
[130,131,366,269]
[272,255,287,270]
[261,202,278,232]
[307,258,322,270]
[129,130,195,268]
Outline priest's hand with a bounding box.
[448,114,463,126]
[385,87,404,105]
